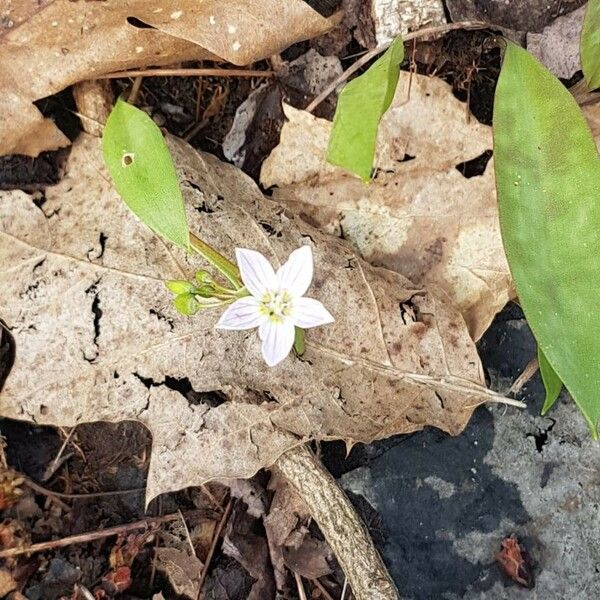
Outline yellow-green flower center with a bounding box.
[260,290,293,323]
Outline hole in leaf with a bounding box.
[126,16,155,29]
[0,320,15,393]
[455,150,493,178]
[122,152,135,167]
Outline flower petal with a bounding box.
[276,245,313,298]
[260,319,295,367]
[236,248,277,297]
[215,297,265,330]
[291,297,334,329]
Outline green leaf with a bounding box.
[538,347,563,415]
[581,0,600,90]
[493,42,600,438]
[173,293,201,316]
[326,36,404,181]
[165,280,195,295]
[102,98,190,250]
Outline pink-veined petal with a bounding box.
[276,245,313,298]
[215,297,265,330]
[291,297,334,329]
[236,248,277,297]
[260,319,295,367]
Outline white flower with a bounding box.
[216,246,334,367]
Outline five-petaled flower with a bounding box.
[216,246,334,367]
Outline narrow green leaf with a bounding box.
[165,280,195,295]
[173,293,201,316]
[327,36,404,181]
[493,42,600,438]
[581,0,600,90]
[538,347,563,415]
[102,98,190,250]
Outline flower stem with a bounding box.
[189,233,242,289]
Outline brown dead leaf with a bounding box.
[0,133,494,503]
[154,547,203,599]
[0,0,334,157]
[222,502,275,600]
[261,74,513,340]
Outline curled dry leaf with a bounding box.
[261,74,513,340]
[0,134,493,503]
[0,0,334,157]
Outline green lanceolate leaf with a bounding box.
[102,98,190,250]
[581,0,600,90]
[538,347,563,415]
[327,36,404,181]
[493,42,600,437]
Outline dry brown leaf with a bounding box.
[261,74,513,341]
[0,134,494,503]
[0,0,333,157]
[154,548,203,599]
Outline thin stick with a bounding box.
[196,498,233,599]
[295,572,308,600]
[312,578,336,600]
[97,68,274,80]
[340,578,348,600]
[24,476,144,500]
[128,76,144,104]
[509,357,539,395]
[0,510,204,559]
[178,509,197,557]
[305,20,489,113]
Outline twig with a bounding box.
[97,68,274,80]
[23,475,144,501]
[128,76,144,104]
[340,577,348,600]
[295,572,308,600]
[509,357,539,395]
[275,445,399,600]
[196,498,233,599]
[305,20,490,113]
[312,578,336,600]
[0,510,204,559]
[178,509,197,557]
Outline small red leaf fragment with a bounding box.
[495,534,535,588]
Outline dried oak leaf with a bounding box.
[0,134,495,503]
[0,0,334,157]
[261,73,513,341]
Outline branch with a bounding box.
[275,445,400,600]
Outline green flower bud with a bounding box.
[195,270,213,284]
[165,280,195,295]
[173,293,201,315]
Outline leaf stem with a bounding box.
[189,233,243,289]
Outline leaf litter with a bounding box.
[0,0,335,157]
[262,72,513,340]
[0,131,501,504]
